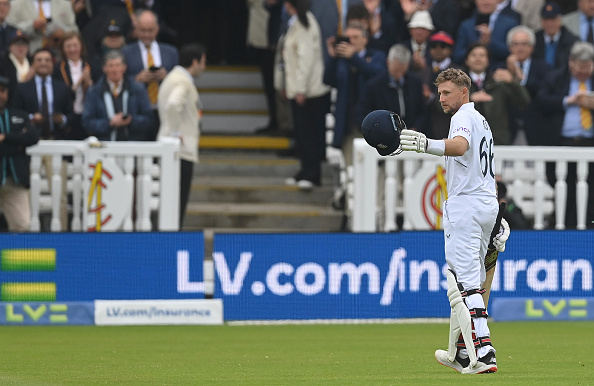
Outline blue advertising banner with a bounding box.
[0,302,94,325]
[492,297,594,321]
[213,231,594,320]
[0,233,204,301]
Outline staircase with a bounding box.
[182,66,344,233]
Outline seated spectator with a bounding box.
[0,33,34,96]
[357,44,425,132]
[0,75,39,232]
[404,10,434,76]
[82,50,152,141]
[453,0,519,69]
[505,25,551,145]
[53,31,93,140]
[534,2,580,70]
[324,22,386,165]
[464,42,530,145]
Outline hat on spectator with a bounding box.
[408,10,434,30]
[106,20,123,36]
[10,30,29,45]
[430,31,455,46]
[0,76,9,89]
[541,2,561,19]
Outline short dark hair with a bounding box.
[346,4,370,22]
[32,48,54,62]
[179,43,206,68]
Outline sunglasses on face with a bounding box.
[430,42,451,49]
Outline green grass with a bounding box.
[0,322,592,385]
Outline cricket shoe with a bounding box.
[461,351,497,374]
[435,350,469,373]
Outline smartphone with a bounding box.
[149,66,161,72]
[475,13,490,26]
[334,36,350,46]
[45,17,52,23]
[122,114,129,120]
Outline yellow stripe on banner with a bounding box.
[1,283,57,301]
[1,249,56,271]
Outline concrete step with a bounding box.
[201,113,269,135]
[183,202,344,231]
[199,66,262,89]
[200,90,267,111]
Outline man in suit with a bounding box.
[536,41,594,228]
[534,2,580,70]
[82,50,152,142]
[499,0,545,31]
[404,10,434,78]
[0,75,39,232]
[562,0,594,43]
[323,23,386,165]
[453,0,519,69]
[357,44,425,133]
[122,9,178,140]
[505,25,551,145]
[0,0,18,58]
[6,0,78,52]
[157,43,205,228]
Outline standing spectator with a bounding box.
[0,33,34,96]
[360,0,399,54]
[324,23,386,164]
[398,0,461,38]
[122,9,178,140]
[7,0,79,52]
[404,10,434,76]
[505,25,551,145]
[536,41,594,228]
[157,43,206,228]
[464,42,530,145]
[357,44,425,133]
[453,0,519,69]
[0,75,39,232]
[534,2,580,70]
[82,50,152,142]
[88,21,126,82]
[562,0,594,43]
[53,31,92,140]
[0,0,18,58]
[275,0,330,190]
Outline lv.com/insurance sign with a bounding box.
[213,232,593,320]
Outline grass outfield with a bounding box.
[0,322,592,385]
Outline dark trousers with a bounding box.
[251,46,277,128]
[179,159,194,228]
[291,93,330,184]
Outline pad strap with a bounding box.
[457,334,493,349]
[469,307,489,318]
[460,288,486,298]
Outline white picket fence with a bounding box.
[350,139,594,232]
[26,137,180,232]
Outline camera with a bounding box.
[334,36,350,46]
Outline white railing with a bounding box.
[26,137,180,232]
[350,139,594,232]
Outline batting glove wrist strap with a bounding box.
[426,139,445,156]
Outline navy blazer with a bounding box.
[430,0,462,38]
[454,13,519,69]
[11,76,74,140]
[356,71,425,133]
[533,27,579,70]
[0,24,18,58]
[82,76,153,141]
[122,41,178,79]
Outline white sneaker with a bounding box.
[461,351,497,374]
[297,179,314,191]
[435,350,467,373]
[285,177,297,186]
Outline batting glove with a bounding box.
[493,218,510,252]
[400,129,427,153]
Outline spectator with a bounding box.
[453,0,519,69]
[0,0,18,58]
[464,42,530,145]
[82,50,152,142]
[496,180,527,229]
[534,2,580,70]
[88,21,126,83]
[420,31,464,139]
[275,0,330,190]
[53,31,92,140]
[0,75,39,232]
[349,1,399,53]
[324,23,386,164]
[398,0,462,39]
[494,0,521,25]
[79,2,132,59]
[536,41,594,228]
[158,43,206,228]
[71,0,91,32]
[357,44,425,133]
[505,25,551,146]
[7,0,78,52]
[497,0,545,31]
[562,0,594,43]
[122,9,178,140]
[404,10,434,76]
[0,33,34,95]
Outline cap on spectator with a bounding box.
[408,10,434,30]
[10,30,29,45]
[0,76,9,88]
[430,31,455,46]
[106,20,123,36]
[541,2,561,19]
